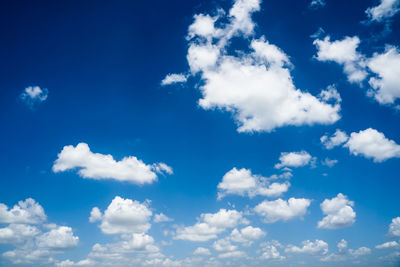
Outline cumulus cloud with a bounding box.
[0,198,47,224]
[213,238,238,252]
[161,73,188,86]
[254,198,311,223]
[166,0,341,133]
[0,199,78,265]
[285,239,328,255]
[320,129,349,149]
[313,36,367,83]
[154,213,173,223]
[344,128,400,162]
[389,217,400,237]
[376,241,399,249]
[260,241,285,260]
[90,196,152,235]
[175,209,248,241]
[366,0,400,22]
[229,226,265,244]
[53,143,172,185]
[20,86,48,108]
[217,167,290,199]
[193,247,211,256]
[318,193,356,229]
[321,239,371,262]
[274,151,315,169]
[367,46,400,105]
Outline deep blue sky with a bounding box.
[0,0,400,266]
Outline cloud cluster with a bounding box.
[285,239,328,255]
[166,0,341,133]
[217,167,290,199]
[321,239,371,262]
[318,193,356,229]
[53,143,172,185]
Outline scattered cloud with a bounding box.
[259,241,285,260]
[161,73,188,86]
[389,217,400,237]
[53,143,172,185]
[376,241,399,249]
[0,198,47,224]
[217,167,290,199]
[154,213,173,223]
[285,239,328,255]
[321,158,338,167]
[321,239,371,262]
[309,0,326,10]
[20,86,48,108]
[254,198,311,223]
[318,193,356,229]
[366,0,400,22]
[193,247,211,256]
[274,151,315,169]
[321,129,349,149]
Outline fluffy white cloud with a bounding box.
[376,241,399,249]
[175,209,247,241]
[318,193,356,229]
[313,36,367,83]
[285,239,328,255]
[90,196,152,235]
[0,198,46,224]
[193,247,211,256]
[217,168,290,199]
[366,0,400,22]
[254,198,311,223]
[260,241,285,260]
[169,0,341,133]
[367,46,400,105]
[20,86,48,107]
[389,217,400,237]
[154,213,173,223]
[36,226,79,249]
[213,238,238,252]
[53,143,172,185]
[89,207,102,223]
[321,129,349,149]
[344,128,400,162]
[274,151,314,169]
[0,224,40,244]
[161,73,188,85]
[229,226,265,244]
[321,239,371,262]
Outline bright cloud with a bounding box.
[217,167,290,199]
[376,241,399,249]
[168,0,341,133]
[366,0,400,22]
[389,217,400,237]
[260,241,285,260]
[344,128,400,162]
[161,73,188,85]
[90,196,152,235]
[175,209,247,241]
[20,86,48,108]
[321,129,349,149]
[318,193,356,229]
[0,198,46,224]
[154,213,173,223]
[285,239,328,255]
[53,143,172,185]
[254,198,311,223]
[193,247,211,255]
[274,151,314,169]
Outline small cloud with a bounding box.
[20,86,48,108]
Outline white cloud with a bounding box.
[260,241,285,260]
[285,239,328,255]
[90,196,152,235]
[20,86,48,107]
[217,167,290,199]
[321,239,371,262]
[218,250,246,259]
[344,128,400,162]
[318,193,356,229]
[161,73,188,86]
[36,226,79,250]
[254,198,311,223]
[309,0,326,9]
[0,198,47,224]
[193,247,211,256]
[154,213,173,223]
[389,217,400,237]
[367,46,400,105]
[320,129,349,149]
[274,151,314,169]
[175,209,247,241]
[0,224,40,244]
[213,238,238,252]
[321,158,338,167]
[170,0,341,133]
[89,207,102,223]
[53,143,172,185]
[366,0,400,22]
[313,36,367,83]
[229,226,265,244]
[376,241,399,249]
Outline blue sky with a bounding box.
[1,0,400,266]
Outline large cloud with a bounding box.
[0,198,46,224]
[53,143,172,185]
[254,198,311,223]
[175,209,248,241]
[165,0,341,133]
[318,193,356,229]
[89,196,152,235]
[366,0,400,22]
[217,167,290,199]
[389,217,400,237]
